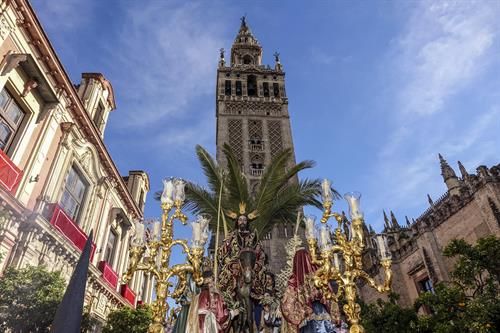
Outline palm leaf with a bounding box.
[254,148,293,212]
[222,143,250,210]
[184,182,219,229]
[195,145,223,195]
[252,179,323,237]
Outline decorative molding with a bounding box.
[0,14,15,42]
[0,53,27,76]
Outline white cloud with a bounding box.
[366,1,500,230]
[397,1,496,116]
[32,0,94,30]
[107,2,230,128]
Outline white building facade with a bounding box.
[0,0,153,329]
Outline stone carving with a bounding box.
[0,15,14,41]
[228,119,243,164]
[267,120,283,157]
[224,100,282,116]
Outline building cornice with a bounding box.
[11,0,142,218]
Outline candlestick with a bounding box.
[307,187,392,333]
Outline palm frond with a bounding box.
[252,179,323,237]
[222,143,250,210]
[184,182,219,229]
[254,148,293,211]
[195,145,223,195]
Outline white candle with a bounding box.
[197,215,210,247]
[161,179,174,205]
[319,225,331,249]
[333,253,340,270]
[191,221,201,247]
[344,192,363,219]
[304,215,316,240]
[174,179,186,202]
[322,179,332,201]
[152,221,161,240]
[133,221,145,246]
[377,235,389,259]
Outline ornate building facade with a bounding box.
[360,155,500,308]
[215,18,298,273]
[0,0,153,329]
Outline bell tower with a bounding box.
[215,17,297,272]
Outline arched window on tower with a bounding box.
[263,82,270,97]
[273,83,280,97]
[250,153,264,176]
[236,81,242,96]
[243,54,253,65]
[247,75,257,97]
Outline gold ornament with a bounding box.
[225,202,259,221]
[121,179,207,333]
[306,186,393,333]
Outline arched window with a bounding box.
[247,75,257,96]
[243,54,253,65]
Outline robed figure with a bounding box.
[172,273,198,333]
[217,203,267,332]
[186,269,230,332]
[281,249,337,333]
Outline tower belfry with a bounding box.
[215,18,297,272]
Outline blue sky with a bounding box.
[32,0,500,242]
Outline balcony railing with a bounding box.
[0,149,23,194]
[98,261,119,289]
[120,284,136,307]
[248,142,264,152]
[250,168,264,177]
[49,204,95,260]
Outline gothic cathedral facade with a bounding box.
[215,19,297,272]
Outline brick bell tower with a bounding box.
[215,17,298,273]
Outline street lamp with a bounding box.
[122,178,209,333]
[306,179,392,333]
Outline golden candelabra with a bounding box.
[122,178,209,333]
[305,180,393,333]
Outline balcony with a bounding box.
[98,261,118,289]
[250,168,264,177]
[120,284,136,307]
[248,141,264,152]
[0,149,23,194]
[49,204,95,260]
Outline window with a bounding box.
[0,89,26,151]
[247,75,257,96]
[103,229,117,265]
[235,81,242,96]
[60,166,88,222]
[93,103,104,131]
[243,55,253,65]
[273,83,280,97]
[224,80,232,96]
[418,277,434,293]
[263,82,270,97]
